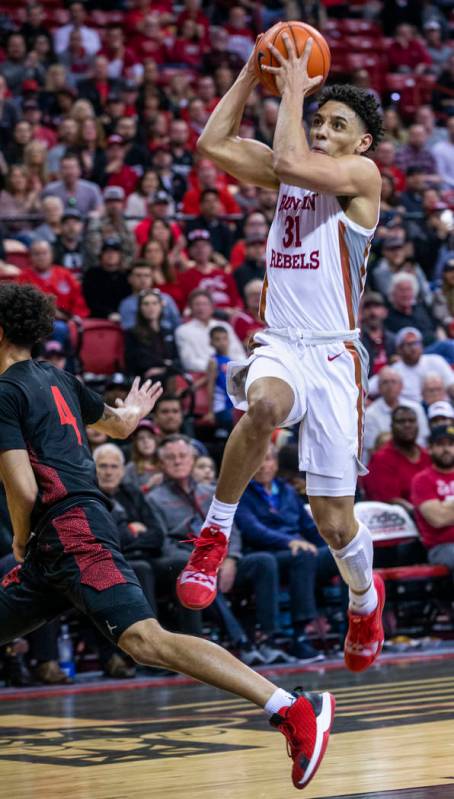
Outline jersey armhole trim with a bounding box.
[338,208,377,237]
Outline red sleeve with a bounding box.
[415,40,432,65]
[135,219,151,247]
[182,189,199,215]
[230,241,246,270]
[411,470,436,508]
[68,274,90,318]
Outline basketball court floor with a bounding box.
[1,651,454,799]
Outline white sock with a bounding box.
[264,688,295,718]
[205,497,238,540]
[330,523,378,616]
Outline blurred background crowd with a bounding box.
[1,0,454,687]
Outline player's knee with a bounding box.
[313,513,356,549]
[119,618,169,667]
[247,396,284,434]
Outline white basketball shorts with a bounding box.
[227,329,369,497]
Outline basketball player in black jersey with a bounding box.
[0,283,335,791]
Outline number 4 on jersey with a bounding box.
[51,386,82,445]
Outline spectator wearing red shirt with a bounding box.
[105,135,139,197]
[179,229,241,313]
[224,6,254,63]
[134,190,182,249]
[388,23,432,74]
[182,159,240,216]
[232,278,265,347]
[176,0,210,43]
[99,24,138,80]
[170,19,207,68]
[362,405,431,511]
[230,211,270,270]
[411,424,454,572]
[21,100,57,149]
[19,239,89,319]
[195,75,219,114]
[132,14,167,64]
[374,140,406,193]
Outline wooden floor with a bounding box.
[1,654,454,799]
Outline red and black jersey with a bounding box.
[0,360,106,526]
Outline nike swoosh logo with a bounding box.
[327,353,343,362]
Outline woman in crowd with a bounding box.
[0,165,41,238]
[76,116,106,184]
[125,170,161,228]
[123,420,163,492]
[142,238,185,309]
[124,288,181,390]
[149,217,190,273]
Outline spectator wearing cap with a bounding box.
[82,237,130,319]
[78,55,122,115]
[233,235,267,301]
[32,196,64,245]
[19,239,89,319]
[53,208,85,278]
[186,189,234,260]
[433,118,454,190]
[362,405,431,511]
[364,366,429,463]
[427,401,454,428]
[385,273,437,346]
[42,153,103,217]
[423,20,453,77]
[84,185,136,271]
[388,23,432,75]
[232,278,266,347]
[175,289,244,373]
[360,292,396,376]
[119,260,181,332]
[104,135,138,198]
[182,159,240,217]
[134,190,182,249]
[395,124,438,179]
[411,424,454,574]
[399,167,427,215]
[371,235,431,307]
[21,99,57,149]
[123,420,162,493]
[54,0,101,57]
[124,288,181,390]
[179,230,242,313]
[0,75,19,151]
[40,340,69,371]
[384,327,454,403]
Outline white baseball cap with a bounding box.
[428,401,454,421]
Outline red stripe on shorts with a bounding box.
[53,505,127,591]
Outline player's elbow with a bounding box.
[196,135,215,158]
[272,152,290,178]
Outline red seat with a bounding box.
[375,565,450,582]
[68,319,125,375]
[174,371,211,423]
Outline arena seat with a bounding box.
[68,318,125,375]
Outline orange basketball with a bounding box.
[254,21,331,97]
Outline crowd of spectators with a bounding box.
[1,0,454,685]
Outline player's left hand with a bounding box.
[262,35,323,98]
[117,377,164,420]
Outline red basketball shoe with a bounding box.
[344,573,385,673]
[176,525,228,610]
[270,689,336,790]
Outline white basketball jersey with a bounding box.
[261,183,376,332]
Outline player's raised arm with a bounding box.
[89,377,163,439]
[0,450,38,562]
[265,36,381,198]
[196,46,280,190]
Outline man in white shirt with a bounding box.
[54,0,101,57]
[364,365,429,462]
[175,289,244,372]
[391,327,454,403]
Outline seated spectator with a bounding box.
[152,394,207,456]
[360,292,396,376]
[0,165,41,238]
[124,288,180,389]
[19,239,89,320]
[411,424,454,575]
[230,211,269,270]
[204,326,234,432]
[374,140,406,194]
[364,366,429,462]
[433,52,454,118]
[32,196,64,245]
[179,230,241,313]
[123,420,163,493]
[115,115,151,174]
[58,30,94,87]
[82,237,130,319]
[224,5,254,63]
[394,124,437,178]
[42,154,103,217]
[84,186,136,272]
[232,279,266,348]
[192,454,216,486]
[119,260,181,332]
[185,189,233,260]
[236,444,338,661]
[399,167,426,214]
[98,23,137,80]
[362,405,431,510]
[134,190,181,249]
[75,116,107,185]
[389,327,454,403]
[234,235,267,302]
[53,208,85,278]
[423,20,453,77]
[422,373,449,411]
[0,75,18,152]
[411,193,454,278]
[3,119,33,164]
[388,23,432,74]
[175,289,245,373]
[182,159,240,216]
[124,170,160,228]
[385,273,437,346]
[168,118,194,180]
[371,236,431,305]
[54,0,101,57]
[427,400,454,428]
[47,118,80,179]
[0,33,39,97]
[147,434,291,664]
[104,135,139,197]
[432,257,454,333]
[433,117,454,191]
[415,105,448,149]
[78,55,121,116]
[142,239,184,311]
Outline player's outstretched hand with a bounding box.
[262,34,323,98]
[116,377,163,421]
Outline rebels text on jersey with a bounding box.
[0,360,106,525]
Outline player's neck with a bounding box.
[0,346,31,375]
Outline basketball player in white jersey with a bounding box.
[177,37,385,674]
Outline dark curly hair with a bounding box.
[0,283,55,348]
[316,84,384,151]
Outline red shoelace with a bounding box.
[180,530,226,574]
